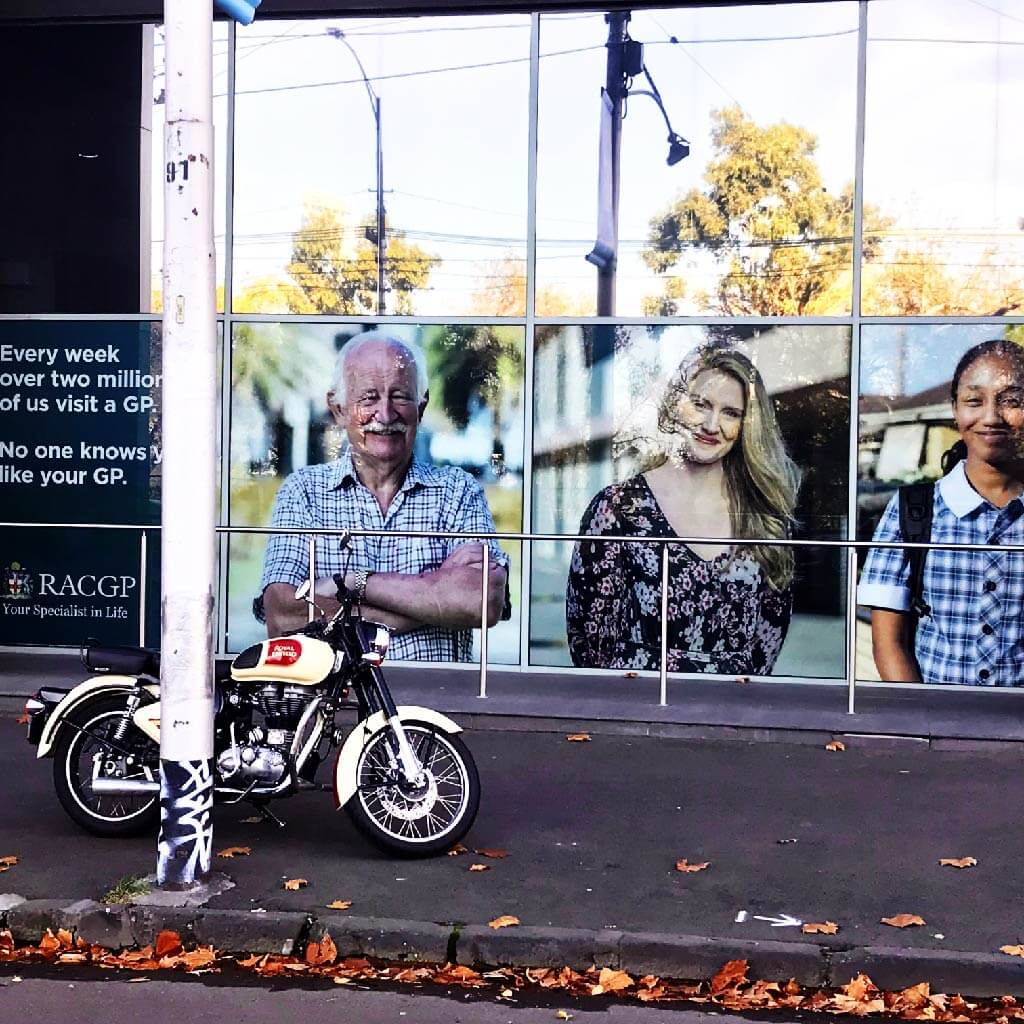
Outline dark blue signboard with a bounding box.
[0,321,161,646]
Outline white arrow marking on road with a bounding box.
[753,914,803,928]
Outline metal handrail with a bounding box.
[7,519,1024,715]
[3,520,1024,554]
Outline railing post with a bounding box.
[846,545,858,714]
[138,530,147,648]
[659,543,670,707]
[478,543,490,698]
[307,537,317,623]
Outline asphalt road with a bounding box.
[4,706,1024,956]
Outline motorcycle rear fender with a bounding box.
[333,706,462,809]
[37,678,159,758]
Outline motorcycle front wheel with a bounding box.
[345,720,480,857]
[52,694,161,837]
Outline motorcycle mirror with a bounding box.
[338,529,351,551]
[294,580,312,601]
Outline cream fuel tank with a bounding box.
[230,636,340,685]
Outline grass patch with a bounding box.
[101,874,151,905]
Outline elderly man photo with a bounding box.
[257,332,508,662]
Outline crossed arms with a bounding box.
[263,542,507,637]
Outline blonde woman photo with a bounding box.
[565,346,801,675]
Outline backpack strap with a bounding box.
[897,482,935,620]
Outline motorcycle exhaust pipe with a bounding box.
[91,777,160,795]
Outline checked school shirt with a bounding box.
[257,448,508,662]
[858,461,1024,686]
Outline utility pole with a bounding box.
[375,96,385,315]
[158,0,217,889]
[589,11,629,318]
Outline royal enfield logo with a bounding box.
[265,639,301,666]
[2,561,34,599]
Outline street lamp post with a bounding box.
[327,27,385,315]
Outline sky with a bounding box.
[146,0,1024,319]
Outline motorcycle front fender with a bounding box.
[333,706,463,809]
[37,678,159,758]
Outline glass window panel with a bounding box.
[535,4,859,317]
[530,323,850,678]
[226,322,524,662]
[148,22,229,313]
[231,16,529,317]
[862,0,1024,315]
[0,23,225,314]
[855,324,1024,684]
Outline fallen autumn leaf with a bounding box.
[474,848,509,859]
[939,857,977,869]
[215,846,252,859]
[881,914,926,928]
[469,863,490,872]
[825,740,846,752]
[802,921,839,935]
[154,930,182,959]
[305,933,337,966]
[1001,945,1024,958]
[566,733,591,742]
[283,878,308,891]
[675,859,710,873]
[488,915,520,930]
[325,900,352,910]
[447,843,469,856]
[592,968,633,994]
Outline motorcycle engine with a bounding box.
[217,683,313,786]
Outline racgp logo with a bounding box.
[2,562,34,599]
[265,639,301,666]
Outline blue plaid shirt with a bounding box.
[258,448,508,663]
[858,461,1024,686]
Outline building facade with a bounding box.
[2,0,1022,703]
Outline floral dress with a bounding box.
[565,475,792,675]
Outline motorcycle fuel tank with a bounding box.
[231,636,337,685]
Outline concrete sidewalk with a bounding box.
[3,705,1024,997]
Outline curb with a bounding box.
[4,897,1024,997]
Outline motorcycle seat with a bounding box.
[83,646,160,677]
[83,646,234,682]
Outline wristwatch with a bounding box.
[352,568,373,603]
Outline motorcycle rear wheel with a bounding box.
[345,720,480,857]
[52,694,160,837]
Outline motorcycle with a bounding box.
[23,534,480,857]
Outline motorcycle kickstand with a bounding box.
[251,802,287,828]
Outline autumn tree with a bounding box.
[861,243,1024,317]
[469,254,592,317]
[287,201,439,315]
[642,106,888,316]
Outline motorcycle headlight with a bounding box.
[372,625,390,657]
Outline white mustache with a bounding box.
[363,422,408,436]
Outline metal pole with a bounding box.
[478,544,490,698]
[846,1,870,716]
[596,11,628,317]
[307,537,316,624]
[138,531,147,648]
[157,0,217,890]
[376,97,385,316]
[659,544,669,706]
